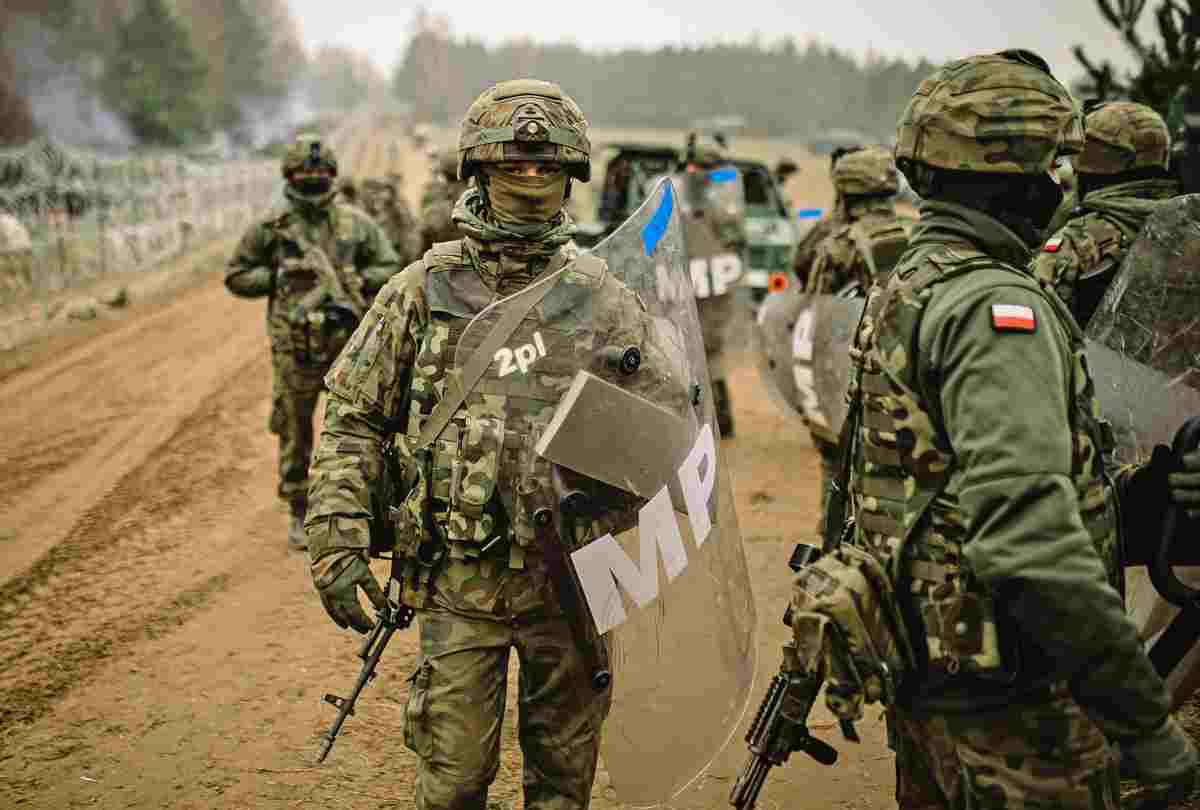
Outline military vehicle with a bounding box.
[577,143,799,301]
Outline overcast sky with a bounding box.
[288,0,1152,83]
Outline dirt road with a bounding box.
[0,127,894,809]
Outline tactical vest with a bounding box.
[847,214,913,287]
[389,240,644,597]
[266,205,368,368]
[846,243,1119,685]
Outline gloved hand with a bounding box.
[1120,716,1199,801]
[1168,447,1200,521]
[311,550,387,634]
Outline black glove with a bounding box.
[1168,447,1200,522]
[1120,716,1199,802]
[311,550,387,634]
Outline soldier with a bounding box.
[680,134,747,437]
[816,51,1197,809]
[337,176,360,206]
[225,134,400,551]
[305,79,687,809]
[806,145,913,294]
[360,176,422,266]
[802,144,913,540]
[418,148,470,253]
[1031,101,1180,327]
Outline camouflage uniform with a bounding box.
[419,150,470,254]
[1031,102,1180,327]
[225,135,400,548]
[820,52,1196,809]
[307,80,648,810]
[682,137,747,437]
[361,177,423,266]
[804,146,913,538]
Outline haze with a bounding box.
[289,0,1152,82]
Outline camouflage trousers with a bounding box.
[269,351,330,505]
[890,684,1120,810]
[404,607,611,810]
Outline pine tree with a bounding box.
[1074,0,1200,115]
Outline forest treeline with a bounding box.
[393,12,936,140]
[0,0,386,149]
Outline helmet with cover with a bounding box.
[831,145,899,195]
[1076,101,1171,175]
[457,79,590,182]
[894,49,1084,178]
[281,133,339,180]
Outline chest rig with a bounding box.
[266,205,366,367]
[844,241,1119,684]
[391,240,590,576]
[845,213,913,288]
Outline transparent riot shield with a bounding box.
[754,287,864,441]
[454,178,757,806]
[1086,194,1200,708]
[674,168,746,300]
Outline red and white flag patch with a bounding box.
[1043,236,1063,253]
[991,303,1037,332]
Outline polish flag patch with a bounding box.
[1043,236,1063,253]
[991,304,1037,332]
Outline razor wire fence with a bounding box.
[0,138,280,305]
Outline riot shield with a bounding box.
[675,167,746,299]
[1086,193,1200,708]
[454,178,757,806]
[753,288,864,441]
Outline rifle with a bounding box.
[730,642,839,810]
[316,571,415,763]
[285,228,368,324]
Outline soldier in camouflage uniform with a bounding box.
[305,80,678,810]
[225,134,400,551]
[682,136,747,437]
[360,176,422,266]
[418,149,471,254]
[819,51,1198,809]
[1031,101,1180,327]
[803,144,913,540]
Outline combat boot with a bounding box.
[288,499,308,551]
[714,379,735,438]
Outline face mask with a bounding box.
[1025,168,1066,234]
[293,177,332,196]
[482,167,568,226]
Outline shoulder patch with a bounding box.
[1042,236,1064,253]
[991,303,1037,333]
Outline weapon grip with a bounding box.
[798,734,839,765]
[1151,416,1200,608]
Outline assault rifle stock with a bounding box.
[730,643,838,810]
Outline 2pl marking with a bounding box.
[496,331,548,377]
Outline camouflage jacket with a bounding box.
[418,178,470,254]
[1031,178,1180,326]
[842,199,1169,737]
[305,236,684,621]
[805,199,914,294]
[225,189,400,359]
[792,212,842,289]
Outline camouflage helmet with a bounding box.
[458,79,590,181]
[894,50,1084,176]
[831,145,899,195]
[1076,101,1171,174]
[281,133,338,178]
